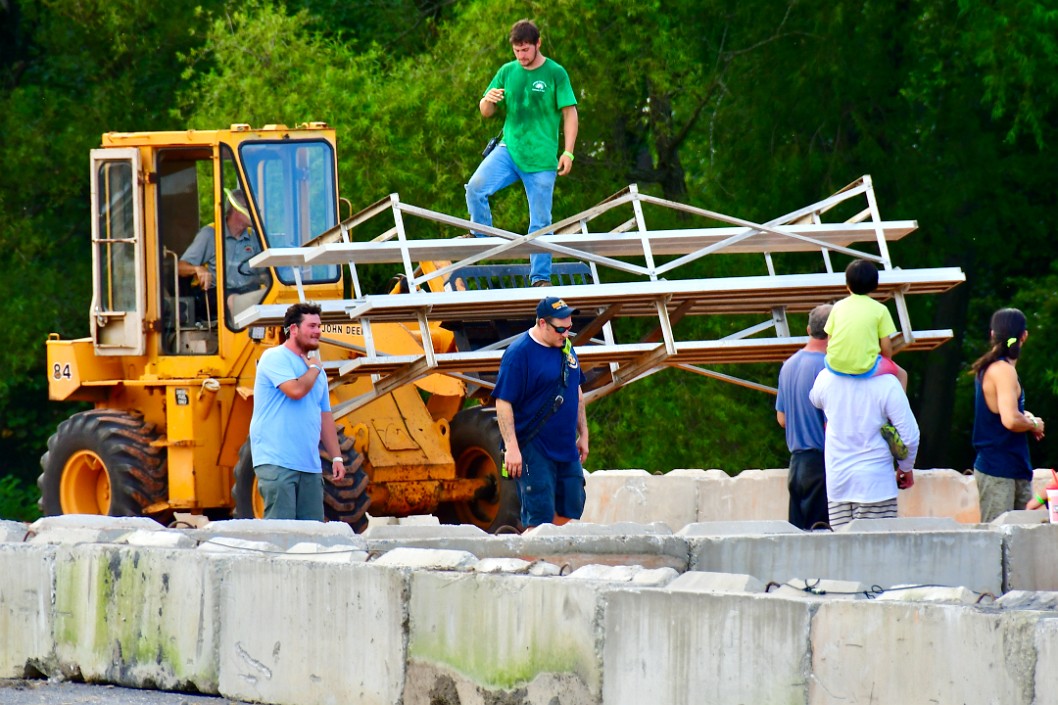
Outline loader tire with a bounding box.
[232,440,263,519]
[439,407,521,533]
[232,427,370,532]
[322,427,371,533]
[38,410,168,521]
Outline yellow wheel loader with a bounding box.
[40,124,517,532]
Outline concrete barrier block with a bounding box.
[772,578,871,601]
[565,564,676,586]
[1031,467,1057,497]
[996,590,1058,610]
[602,590,813,705]
[678,521,799,536]
[0,520,28,543]
[688,531,1002,595]
[0,544,55,678]
[192,519,362,551]
[51,544,223,692]
[838,516,965,532]
[515,526,690,573]
[473,557,533,573]
[525,521,672,537]
[581,470,699,531]
[118,529,197,549]
[896,469,980,522]
[665,570,766,594]
[698,469,788,523]
[197,537,281,554]
[811,601,1039,704]
[373,547,478,571]
[1034,616,1058,705]
[404,572,603,704]
[874,585,980,604]
[27,515,163,545]
[362,524,487,540]
[993,509,1050,525]
[278,542,369,563]
[1002,523,1058,592]
[218,559,405,705]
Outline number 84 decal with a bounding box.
[52,363,72,380]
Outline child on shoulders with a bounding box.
[824,259,908,390]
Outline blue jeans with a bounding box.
[465,145,557,284]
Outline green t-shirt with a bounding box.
[485,58,577,173]
[824,294,898,374]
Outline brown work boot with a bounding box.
[531,279,552,287]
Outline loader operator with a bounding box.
[494,297,589,529]
[178,188,266,320]
[249,302,346,520]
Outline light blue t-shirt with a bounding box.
[249,345,331,473]
[776,349,826,453]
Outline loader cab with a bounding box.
[151,137,341,356]
[90,129,341,361]
[154,144,270,355]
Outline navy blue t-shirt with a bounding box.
[494,331,584,461]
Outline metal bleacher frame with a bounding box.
[236,175,964,418]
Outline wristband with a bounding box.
[562,150,574,161]
[332,457,344,465]
[309,364,323,373]
[1035,493,1046,506]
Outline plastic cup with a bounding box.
[1048,489,1058,524]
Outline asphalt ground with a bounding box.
[0,680,253,705]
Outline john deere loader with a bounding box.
[40,123,517,532]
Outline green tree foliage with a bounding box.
[2,0,1057,489]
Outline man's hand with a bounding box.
[331,457,346,481]
[558,152,574,176]
[193,265,213,290]
[504,446,523,478]
[479,88,504,118]
[896,468,914,490]
[576,435,589,464]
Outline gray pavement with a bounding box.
[0,680,252,705]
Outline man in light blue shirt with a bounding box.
[776,304,832,530]
[249,302,345,520]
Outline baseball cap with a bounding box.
[536,296,578,319]
[225,188,251,218]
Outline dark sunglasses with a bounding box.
[546,320,572,334]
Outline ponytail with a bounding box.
[971,307,1027,376]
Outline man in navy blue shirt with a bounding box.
[776,304,832,530]
[494,297,588,529]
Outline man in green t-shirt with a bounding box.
[465,19,579,287]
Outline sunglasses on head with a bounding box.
[546,320,572,334]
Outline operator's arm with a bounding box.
[495,399,523,477]
[319,411,345,480]
[776,411,787,429]
[576,387,589,463]
[177,260,213,289]
[277,357,325,401]
[557,106,579,176]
